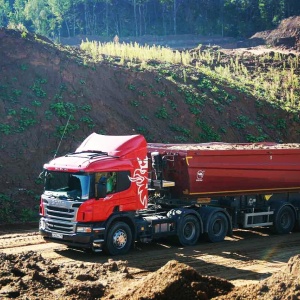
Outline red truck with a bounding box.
[39,133,300,255]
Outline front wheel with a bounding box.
[178,215,200,246]
[206,212,228,243]
[272,205,295,234]
[105,222,132,255]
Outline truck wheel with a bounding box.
[206,212,228,243]
[105,222,132,255]
[293,214,300,232]
[272,206,295,234]
[178,215,200,246]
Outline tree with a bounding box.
[8,0,26,26]
[128,0,150,36]
[0,0,10,27]
[159,0,183,35]
[285,0,300,16]
[131,0,138,36]
[172,0,184,35]
[3,0,300,39]
[24,0,52,36]
[258,0,285,28]
[48,0,72,39]
[99,0,112,36]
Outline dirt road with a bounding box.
[1,226,300,288]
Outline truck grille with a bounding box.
[42,197,82,234]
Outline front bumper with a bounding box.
[39,225,106,251]
[40,229,92,248]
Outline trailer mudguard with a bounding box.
[167,208,204,234]
[166,207,204,246]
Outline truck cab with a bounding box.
[39,133,149,254]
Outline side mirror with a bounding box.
[96,177,107,200]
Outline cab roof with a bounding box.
[76,133,146,157]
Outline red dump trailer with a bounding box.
[39,134,300,255]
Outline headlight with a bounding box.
[76,226,92,233]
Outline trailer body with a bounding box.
[39,133,300,255]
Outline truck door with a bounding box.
[116,171,137,211]
[93,171,120,221]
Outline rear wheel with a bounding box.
[272,206,295,234]
[206,212,228,242]
[178,215,200,246]
[105,222,132,255]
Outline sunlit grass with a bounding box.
[80,40,300,112]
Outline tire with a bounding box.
[105,222,132,255]
[178,215,200,246]
[293,214,300,232]
[272,205,295,234]
[206,212,228,243]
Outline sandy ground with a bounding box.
[0,225,300,299]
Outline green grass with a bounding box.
[80,40,300,113]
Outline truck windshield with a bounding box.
[44,171,91,200]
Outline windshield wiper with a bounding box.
[65,151,119,159]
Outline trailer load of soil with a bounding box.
[153,142,300,151]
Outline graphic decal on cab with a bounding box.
[129,157,148,207]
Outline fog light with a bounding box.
[39,219,46,230]
[76,226,92,233]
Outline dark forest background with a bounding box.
[1,0,300,41]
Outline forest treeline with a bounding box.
[0,0,300,40]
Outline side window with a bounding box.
[95,171,130,196]
[95,172,117,195]
[106,172,116,194]
[116,171,131,192]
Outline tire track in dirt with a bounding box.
[0,232,45,249]
[1,228,300,286]
[112,229,300,285]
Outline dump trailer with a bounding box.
[39,133,300,255]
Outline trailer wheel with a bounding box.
[293,215,300,232]
[272,205,295,234]
[105,222,132,255]
[178,215,200,246]
[206,212,228,243]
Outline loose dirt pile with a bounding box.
[216,254,300,299]
[110,260,234,300]
[0,251,233,300]
[252,16,300,50]
[0,251,130,299]
[1,250,300,299]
